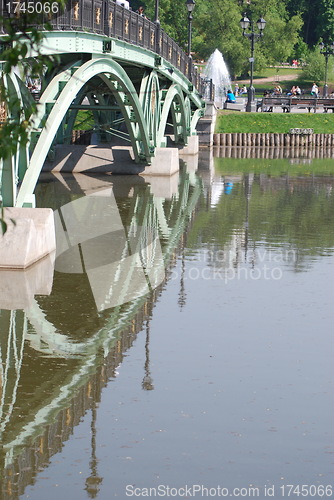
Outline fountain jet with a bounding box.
[204,49,232,108]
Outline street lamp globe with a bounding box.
[186,0,195,13]
[240,16,250,30]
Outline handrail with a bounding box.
[0,0,210,96]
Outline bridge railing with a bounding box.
[0,0,209,95]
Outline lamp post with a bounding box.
[154,0,161,54]
[185,0,195,57]
[154,0,159,23]
[319,42,334,97]
[240,15,266,112]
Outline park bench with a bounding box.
[223,98,246,111]
[257,96,334,113]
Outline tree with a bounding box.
[261,14,303,66]
[299,47,326,84]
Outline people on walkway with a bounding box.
[311,83,319,96]
[234,83,239,96]
[136,5,146,16]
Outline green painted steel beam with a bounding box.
[15,57,152,207]
[69,105,120,111]
[0,28,205,207]
[11,30,204,109]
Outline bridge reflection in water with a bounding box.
[0,164,202,498]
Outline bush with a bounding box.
[299,48,325,84]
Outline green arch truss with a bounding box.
[0,36,205,208]
[16,57,152,207]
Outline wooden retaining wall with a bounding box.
[213,133,334,148]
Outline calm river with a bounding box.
[1,153,334,500]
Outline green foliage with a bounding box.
[0,205,16,234]
[144,0,189,50]
[147,0,306,77]
[262,15,303,66]
[299,48,325,84]
[73,110,94,130]
[294,40,309,64]
[143,0,334,77]
[314,0,334,43]
[192,0,244,76]
[0,2,63,161]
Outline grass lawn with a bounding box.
[252,67,302,79]
[215,111,334,133]
[73,110,94,130]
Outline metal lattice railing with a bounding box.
[0,0,210,95]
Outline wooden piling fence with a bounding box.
[212,132,334,149]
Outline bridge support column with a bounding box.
[143,148,179,176]
[179,135,199,155]
[0,208,56,269]
[197,102,217,147]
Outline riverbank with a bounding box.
[215,111,334,133]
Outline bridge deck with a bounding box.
[0,0,210,96]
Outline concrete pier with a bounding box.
[0,208,56,269]
[197,101,217,148]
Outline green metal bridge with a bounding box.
[0,0,210,208]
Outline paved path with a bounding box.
[235,73,297,85]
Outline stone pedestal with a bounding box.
[142,147,179,176]
[197,101,217,147]
[0,208,56,269]
[44,144,181,176]
[178,135,199,156]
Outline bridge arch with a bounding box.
[16,57,152,207]
[139,70,161,149]
[1,72,32,207]
[157,84,188,147]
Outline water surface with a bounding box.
[1,157,334,499]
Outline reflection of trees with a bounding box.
[188,173,334,271]
[249,178,334,258]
